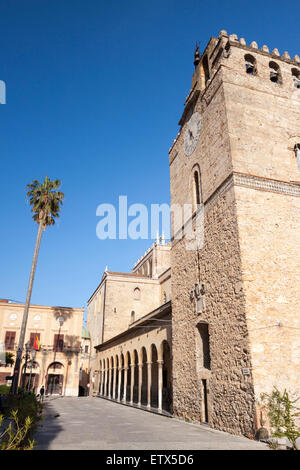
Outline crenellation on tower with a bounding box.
[169,30,300,158]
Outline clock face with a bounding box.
[184,112,201,156]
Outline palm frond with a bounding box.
[26,176,65,226]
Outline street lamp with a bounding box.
[27,348,36,392]
[50,316,64,395]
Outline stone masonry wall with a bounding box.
[170,55,256,435]
[223,40,300,415]
[235,186,300,402]
[103,276,160,342]
[171,185,256,436]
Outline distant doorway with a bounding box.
[47,374,63,395]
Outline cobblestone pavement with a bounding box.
[34,396,268,450]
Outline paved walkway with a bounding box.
[34,397,267,450]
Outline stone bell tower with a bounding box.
[169,30,300,436]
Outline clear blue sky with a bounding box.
[0,0,298,312]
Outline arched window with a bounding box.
[131,311,135,323]
[133,287,141,300]
[269,61,281,84]
[192,166,202,212]
[244,54,256,75]
[292,68,300,89]
[163,292,167,303]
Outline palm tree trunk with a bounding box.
[11,221,44,394]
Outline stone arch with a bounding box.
[292,67,300,88]
[134,287,141,300]
[126,351,131,401]
[132,349,139,403]
[160,340,172,412]
[119,353,125,401]
[110,356,114,398]
[46,362,64,395]
[140,346,148,406]
[113,355,119,399]
[244,53,257,75]
[190,164,203,211]
[106,357,110,396]
[269,61,282,84]
[150,343,159,408]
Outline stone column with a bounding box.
[101,370,105,395]
[98,370,101,395]
[98,371,102,394]
[117,367,122,401]
[130,364,135,405]
[122,367,128,402]
[95,372,100,396]
[104,369,107,396]
[138,362,143,406]
[108,366,112,398]
[112,366,117,399]
[157,360,163,412]
[147,362,152,408]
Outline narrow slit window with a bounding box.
[192,167,202,212]
[133,288,141,300]
[194,171,201,206]
[294,144,300,172]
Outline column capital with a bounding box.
[157,359,164,364]
[147,361,152,366]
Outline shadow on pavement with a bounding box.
[34,397,65,450]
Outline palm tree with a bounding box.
[11,176,64,394]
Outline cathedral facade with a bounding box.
[86,30,300,437]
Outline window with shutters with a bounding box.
[29,333,40,350]
[5,331,16,351]
[53,334,64,352]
